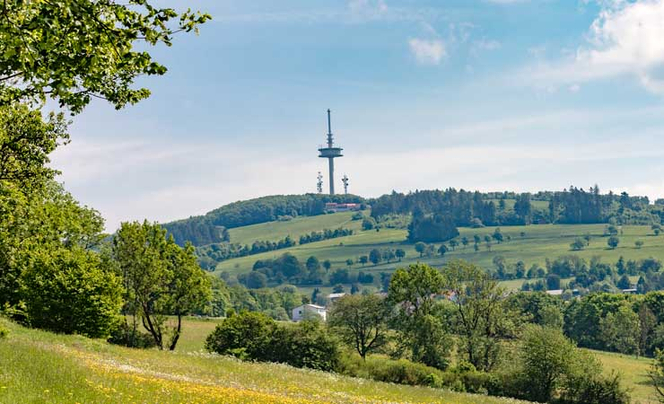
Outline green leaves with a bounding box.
[0,1,211,113]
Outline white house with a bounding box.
[327,292,347,304]
[292,304,327,322]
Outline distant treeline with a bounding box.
[372,186,658,227]
[167,187,661,247]
[196,236,297,269]
[164,194,365,246]
[299,228,353,245]
[371,189,539,226]
[164,218,230,246]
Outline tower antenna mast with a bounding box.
[316,172,323,194]
[342,174,349,195]
[318,109,343,195]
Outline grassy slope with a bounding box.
[216,218,662,283]
[165,319,664,404]
[592,349,658,404]
[0,318,529,404]
[228,211,362,245]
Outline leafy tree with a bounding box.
[243,271,267,289]
[461,236,469,249]
[21,246,122,338]
[362,217,377,230]
[636,240,644,249]
[358,255,369,266]
[444,260,509,372]
[346,258,354,268]
[306,256,320,273]
[369,248,382,266]
[395,249,405,261]
[0,1,210,113]
[113,221,211,350]
[571,238,586,251]
[518,325,580,403]
[438,244,448,257]
[617,274,631,290]
[329,268,350,285]
[492,228,503,243]
[332,284,345,293]
[546,273,561,290]
[414,242,426,257]
[0,104,68,184]
[407,213,459,243]
[608,236,620,249]
[328,294,388,360]
[323,259,332,271]
[599,304,640,355]
[449,239,458,250]
[388,263,451,369]
[205,311,275,360]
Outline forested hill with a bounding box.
[163,194,365,246]
[165,187,664,247]
[371,187,661,228]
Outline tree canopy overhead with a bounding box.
[0,0,210,113]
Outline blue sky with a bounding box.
[50,0,664,230]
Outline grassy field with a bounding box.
[228,211,362,245]
[170,319,663,404]
[593,350,659,404]
[0,318,531,404]
[215,216,663,283]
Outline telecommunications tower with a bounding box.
[318,109,343,195]
[342,175,349,195]
[316,172,323,194]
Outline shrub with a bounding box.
[338,354,446,386]
[559,372,630,404]
[269,320,339,371]
[108,321,157,349]
[204,311,274,360]
[20,247,123,338]
[0,324,8,340]
[205,312,340,371]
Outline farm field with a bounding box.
[214,213,663,282]
[228,211,362,245]
[0,318,531,404]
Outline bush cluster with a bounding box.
[205,311,339,371]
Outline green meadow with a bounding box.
[0,318,532,404]
[215,213,662,284]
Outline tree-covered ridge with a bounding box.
[163,194,365,246]
[371,187,658,227]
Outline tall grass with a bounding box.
[0,318,530,404]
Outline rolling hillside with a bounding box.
[228,211,363,245]
[214,216,662,283]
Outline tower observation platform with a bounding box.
[318,109,343,195]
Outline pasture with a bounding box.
[215,215,663,284]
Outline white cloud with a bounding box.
[348,0,388,13]
[409,38,446,65]
[524,0,664,93]
[471,38,501,57]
